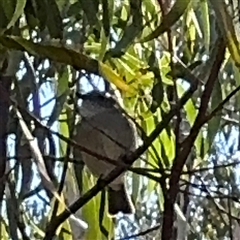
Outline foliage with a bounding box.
[0,0,240,239]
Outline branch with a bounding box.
[43,77,198,239]
[206,85,240,123]
[182,159,240,175]
[161,36,226,240]
[0,75,12,202]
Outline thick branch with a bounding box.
[161,37,226,240]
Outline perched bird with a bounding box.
[73,91,135,216]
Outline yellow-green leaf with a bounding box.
[6,0,26,31]
[0,35,136,93]
[82,171,114,240]
[141,0,191,42]
[0,35,99,72]
[99,62,136,94]
[210,0,240,66]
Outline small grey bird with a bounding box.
[74,91,135,216]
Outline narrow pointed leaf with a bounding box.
[142,0,191,42]
[210,0,240,66]
[6,0,26,30]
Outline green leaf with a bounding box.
[60,219,73,240]
[142,0,191,42]
[156,184,164,211]
[99,62,136,94]
[64,164,84,240]
[0,35,98,70]
[0,219,8,240]
[46,0,63,39]
[24,0,39,29]
[99,0,114,60]
[47,66,70,127]
[140,105,174,169]
[140,103,160,168]
[0,0,12,30]
[34,0,48,31]
[150,80,164,113]
[177,84,197,126]
[0,0,16,21]
[0,35,135,93]
[5,0,26,31]
[122,51,146,70]
[210,0,240,67]
[159,52,173,85]
[109,0,142,57]
[159,128,175,167]
[79,0,99,27]
[99,28,109,61]
[207,79,222,150]
[58,109,69,156]
[198,0,210,52]
[82,171,114,240]
[57,66,70,97]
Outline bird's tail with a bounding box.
[108,183,135,216]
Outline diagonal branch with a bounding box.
[161,36,226,240]
[43,79,198,239]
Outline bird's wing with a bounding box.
[73,120,110,178]
[89,110,135,159]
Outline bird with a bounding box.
[73,91,135,216]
